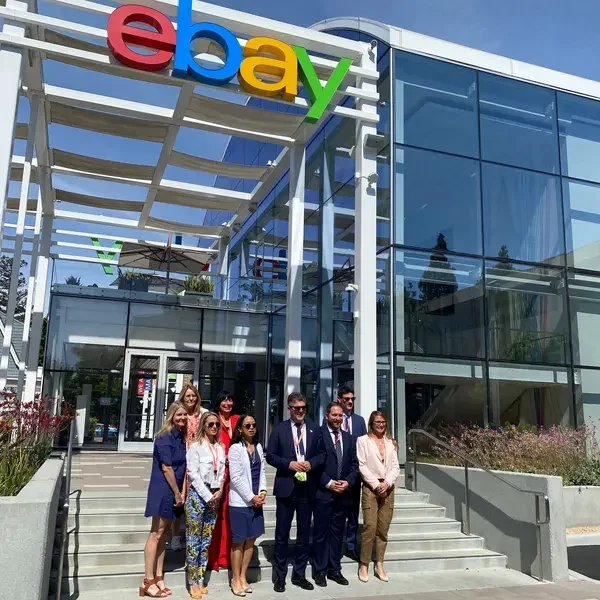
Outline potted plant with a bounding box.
[181,275,215,297]
[65,275,81,286]
[117,270,153,292]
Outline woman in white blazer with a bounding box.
[185,412,226,597]
[228,414,267,597]
[356,410,400,584]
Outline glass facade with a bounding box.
[393,48,600,434]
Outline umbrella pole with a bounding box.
[165,234,172,295]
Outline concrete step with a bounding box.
[60,534,485,568]
[67,504,445,529]
[66,517,463,547]
[51,549,507,593]
[72,489,426,512]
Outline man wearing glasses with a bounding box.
[266,392,325,593]
[336,386,367,562]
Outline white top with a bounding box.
[186,439,226,503]
[229,441,268,508]
[326,425,344,454]
[356,435,400,491]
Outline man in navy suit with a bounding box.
[312,402,358,587]
[266,392,325,593]
[337,386,367,561]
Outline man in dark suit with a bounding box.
[312,401,358,587]
[337,386,367,561]
[266,392,325,593]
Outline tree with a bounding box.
[0,255,27,317]
[38,316,48,368]
[418,233,458,316]
[65,275,81,285]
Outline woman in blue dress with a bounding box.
[141,402,188,598]
[228,414,267,597]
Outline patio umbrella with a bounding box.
[117,237,212,293]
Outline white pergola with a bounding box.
[0,0,380,417]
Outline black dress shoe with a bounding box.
[273,580,286,593]
[314,573,327,587]
[327,572,349,586]
[345,549,360,562]
[291,575,314,590]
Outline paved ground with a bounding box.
[70,452,153,492]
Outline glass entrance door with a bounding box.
[118,350,199,452]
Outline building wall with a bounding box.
[391,48,600,433]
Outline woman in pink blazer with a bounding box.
[356,410,400,583]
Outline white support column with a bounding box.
[0,0,27,247]
[284,143,306,397]
[0,96,39,390]
[24,213,52,400]
[354,43,379,420]
[217,234,230,300]
[318,144,335,420]
[17,188,43,396]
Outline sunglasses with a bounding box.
[243,423,257,430]
[206,422,221,429]
[341,397,356,402]
[290,405,307,412]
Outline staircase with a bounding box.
[51,468,511,597]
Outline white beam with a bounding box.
[50,253,119,265]
[0,95,38,389]
[283,143,305,396]
[0,0,26,250]
[354,44,379,422]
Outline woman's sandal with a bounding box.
[139,578,168,598]
[156,576,172,596]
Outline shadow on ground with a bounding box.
[568,545,600,580]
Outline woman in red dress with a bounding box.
[208,390,239,571]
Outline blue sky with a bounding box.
[8,0,600,288]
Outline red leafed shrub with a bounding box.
[0,391,75,496]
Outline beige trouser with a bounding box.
[360,483,395,564]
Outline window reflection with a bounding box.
[395,249,484,359]
[395,146,482,254]
[394,51,479,158]
[482,163,564,266]
[558,92,600,184]
[485,262,567,364]
[479,73,559,174]
[568,272,600,367]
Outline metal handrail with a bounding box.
[55,418,75,600]
[407,428,550,582]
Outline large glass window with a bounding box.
[394,51,479,158]
[563,178,600,271]
[558,92,600,184]
[479,73,559,174]
[46,297,127,370]
[568,272,600,367]
[485,262,568,364]
[395,146,482,254]
[395,249,484,359]
[128,304,201,351]
[482,163,564,266]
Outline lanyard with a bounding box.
[207,441,219,473]
[293,423,306,461]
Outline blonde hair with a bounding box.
[178,384,203,416]
[156,401,187,438]
[197,412,224,448]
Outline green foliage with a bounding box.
[65,275,81,285]
[183,275,215,293]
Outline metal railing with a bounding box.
[407,428,550,582]
[55,418,75,600]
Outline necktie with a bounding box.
[334,430,343,478]
[295,423,305,457]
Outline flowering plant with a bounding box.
[419,422,600,486]
[0,391,75,496]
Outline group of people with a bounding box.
[139,385,400,599]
